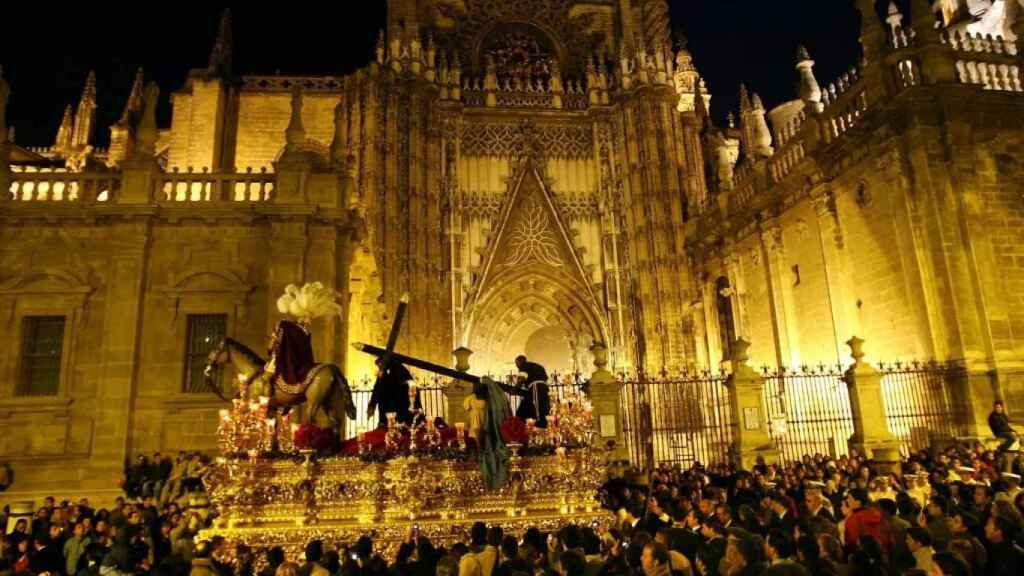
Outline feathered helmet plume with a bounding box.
[276,282,343,324]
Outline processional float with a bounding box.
[199,290,613,561]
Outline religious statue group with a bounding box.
[209,282,553,444]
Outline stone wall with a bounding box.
[0,158,354,492]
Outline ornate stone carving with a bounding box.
[504,198,563,268]
[439,0,602,78]
[461,122,592,159]
[483,28,554,82]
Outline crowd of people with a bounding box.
[3,404,1023,576]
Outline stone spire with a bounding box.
[673,43,709,113]
[117,68,145,127]
[693,79,708,123]
[135,82,159,158]
[71,71,97,148]
[54,105,74,152]
[796,46,824,114]
[207,9,233,78]
[0,66,9,146]
[856,0,889,64]
[886,1,905,34]
[739,83,753,113]
[284,85,306,152]
[750,93,774,158]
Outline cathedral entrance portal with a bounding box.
[460,161,607,377]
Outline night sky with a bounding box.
[0,2,905,147]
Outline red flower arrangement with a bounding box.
[500,416,529,444]
[293,423,338,454]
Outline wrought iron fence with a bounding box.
[344,379,588,439]
[338,360,959,468]
[620,373,734,469]
[346,386,448,439]
[879,361,959,452]
[761,361,961,463]
[762,366,854,462]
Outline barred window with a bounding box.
[18,316,66,397]
[184,314,227,393]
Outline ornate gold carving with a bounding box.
[200,448,610,560]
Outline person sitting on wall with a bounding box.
[989,400,1019,455]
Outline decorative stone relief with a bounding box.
[461,122,593,159]
[504,198,564,268]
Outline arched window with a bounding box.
[715,276,736,360]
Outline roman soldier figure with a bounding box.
[266,282,342,405]
[265,319,316,402]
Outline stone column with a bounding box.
[726,339,778,469]
[89,223,150,486]
[446,347,473,427]
[811,189,859,363]
[945,360,999,441]
[587,342,628,462]
[844,336,902,472]
[760,225,799,367]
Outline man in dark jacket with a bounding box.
[989,401,1018,454]
[985,514,1024,576]
[493,536,530,576]
[29,532,65,576]
[500,355,550,427]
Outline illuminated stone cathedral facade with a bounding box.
[0,0,1023,492]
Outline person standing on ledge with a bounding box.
[499,355,551,427]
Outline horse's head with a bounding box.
[203,338,266,401]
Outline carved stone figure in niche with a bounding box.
[482,24,556,83]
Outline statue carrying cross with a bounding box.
[365,293,423,428]
[352,294,514,489]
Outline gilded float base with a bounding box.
[200,447,612,560]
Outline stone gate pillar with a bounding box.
[446,347,473,427]
[726,339,778,469]
[844,336,902,472]
[587,342,628,462]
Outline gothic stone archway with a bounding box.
[462,160,607,376]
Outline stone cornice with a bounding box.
[0,204,356,229]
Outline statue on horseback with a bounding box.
[203,282,356,437]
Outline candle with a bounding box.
[219,409,230,421]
